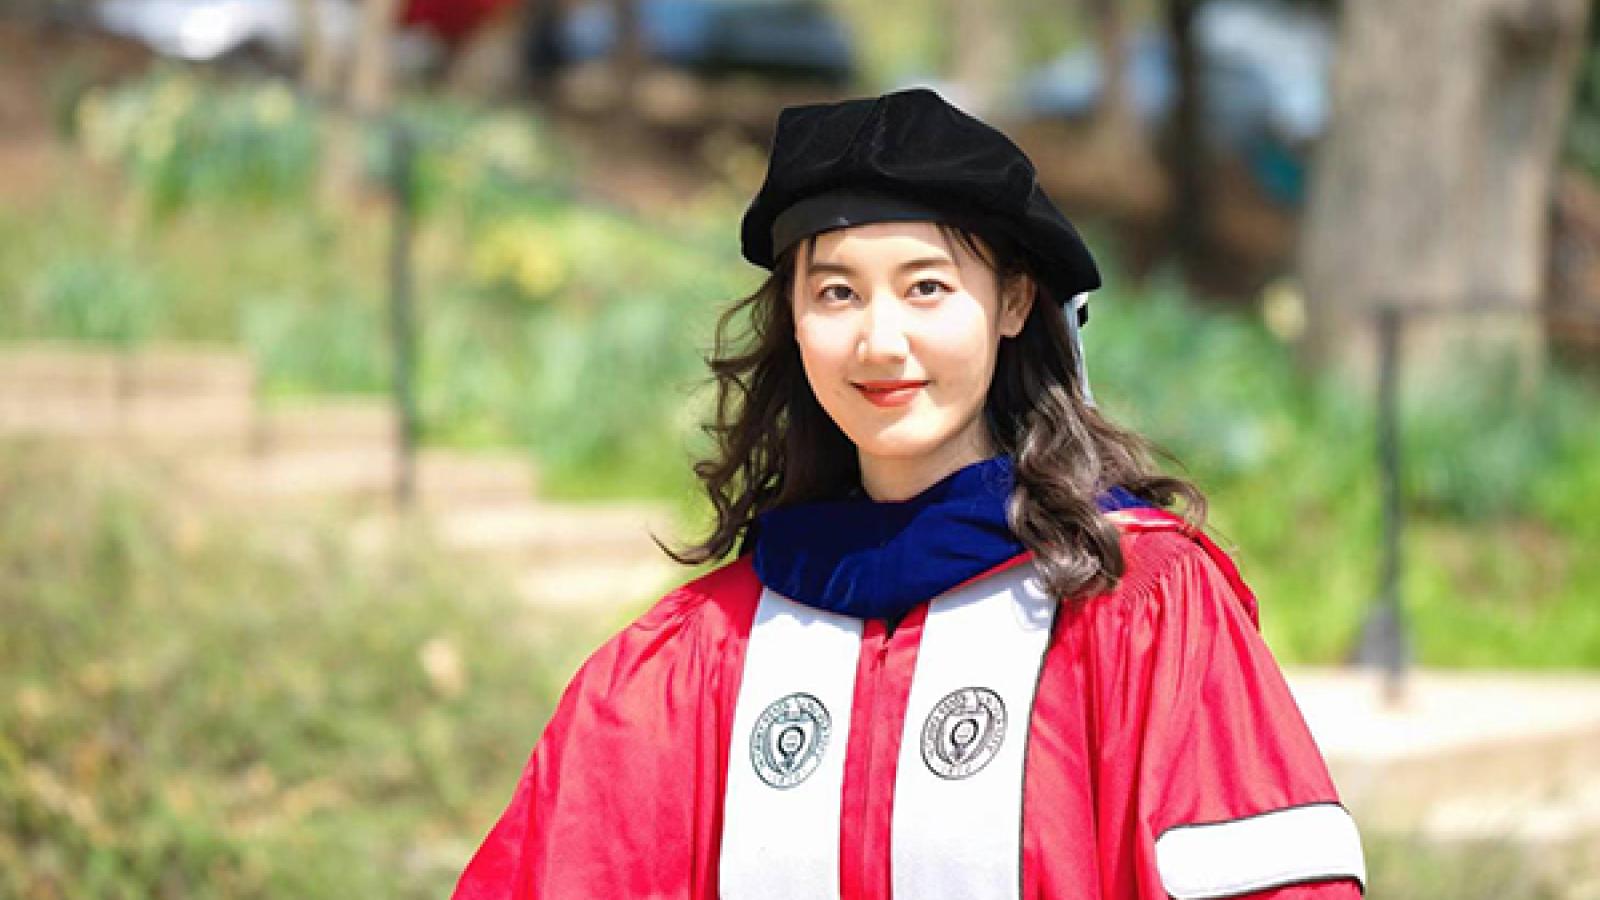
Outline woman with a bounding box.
[452,88,1365,900]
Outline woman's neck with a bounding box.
[857,431,997,503]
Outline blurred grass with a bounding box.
[0,446,573,898]
[3,65,1600,900]
[1086,281,1600,667]
[2,69,1598,668]
[1,448,1591,899]
[1364,832,1595,900]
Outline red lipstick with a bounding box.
[854,380,927,408]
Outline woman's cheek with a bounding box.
[924,298,992,350]
[797,314,848,358]
[923,321,994,399]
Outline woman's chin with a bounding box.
[845,426,958,463]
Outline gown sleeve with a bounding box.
[1089,530,1366,900]
[449,579,748,900]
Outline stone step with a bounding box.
[433,502,675,564]
[258,399,398,454]
[0,342,258,451]
[188,447,542,510]
[0,342,121,397]
[1288,668,1600,834]
[0,346,536,503]
[0,394,256,450]
[1409,777,1600,896]
[122,344,255,397]
[0,341,254,398]
[188,446,400,503]
[412,450,539,506]
[1419,776,1600,847]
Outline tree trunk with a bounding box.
[349,0,400,116]
[611,0,643,123]
[1297,0,1591,383]
[949,0,1015,118]
[1090,0,1128,124]
[319,0,401,206]
[293,0,338,97]
[1079,0,1167,220]
[444,2,533,100]
[1163,0,1211,285]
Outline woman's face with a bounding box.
[791,220,1033,499]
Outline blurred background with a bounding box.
[0,0,1597,896]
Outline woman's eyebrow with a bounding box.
[805,256,955,277]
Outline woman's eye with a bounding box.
[910,279,949,299]
[818,285,854,304]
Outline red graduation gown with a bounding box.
[452,508,1363,899]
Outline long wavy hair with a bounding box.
[663,222,1207,603]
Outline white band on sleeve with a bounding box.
[1155,802,1367,899]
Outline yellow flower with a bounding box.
[1261,277,1307,343]
[153,74,198,119]
[76,91,117,163]
[471,218,568,301]
[253,83,297,127]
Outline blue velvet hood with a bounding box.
[749,455,1149,621]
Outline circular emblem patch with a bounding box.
[750,692,831,789]
[921,687,1007,780]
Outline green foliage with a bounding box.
[1404,353,1600,521]
[77,69,319,215]
[2,53,1598,900]
[1091,278,1307,479]
[6,70,1598,668]
[1085,279,1600,667]
[16,252,167,345]
[508,289,717,496]
[72,66,570,221]
[0,448,565,898]
[242,292,392,397]
[390,99,568,219]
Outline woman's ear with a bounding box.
[998,273,1036,338]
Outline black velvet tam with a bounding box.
[739,87,1102,308]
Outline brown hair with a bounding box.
[663,222,1207,603]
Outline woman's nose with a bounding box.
[857,292,910,363]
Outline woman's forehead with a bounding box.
[802,221,980,274]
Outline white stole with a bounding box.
[720,564,1056,900]
[891,561,1056,899]
[721,588,863,900]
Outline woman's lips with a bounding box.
[853,380,927,407]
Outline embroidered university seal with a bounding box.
[921,687,1007,780]
[750,692,831,789]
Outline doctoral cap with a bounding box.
[739,87,1101,327]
